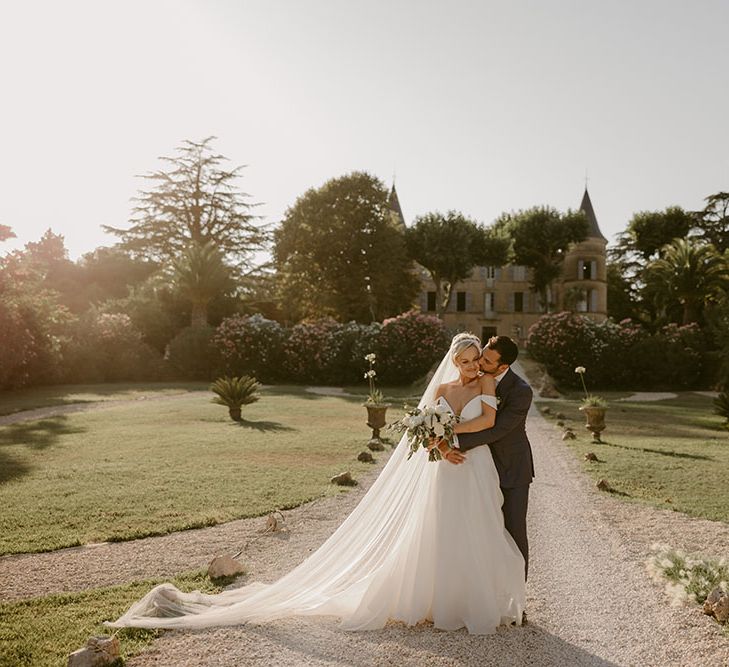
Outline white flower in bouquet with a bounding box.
[389,403,459,462]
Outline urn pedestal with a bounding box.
[580,406,607,443]
[365,404,389,451]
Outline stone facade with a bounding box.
[415,189,608,345]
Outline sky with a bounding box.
[1,0,728,260]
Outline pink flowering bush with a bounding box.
[211,311,448,385]
[527,312,605,386]
[375,310,450,384]
[283,318,380,384]
[631,322,704,388]
[528,313,706,389]
[213,314,288,382]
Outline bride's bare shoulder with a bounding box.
[479,374,496,394]
[435,381,457,398]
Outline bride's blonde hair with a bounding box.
[449,332,481,364]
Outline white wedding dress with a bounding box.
[108,353,526,634]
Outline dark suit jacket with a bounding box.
[457,367,535,488]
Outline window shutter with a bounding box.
[495,267,502,280]
[466,292,472,312]
[420,291,427,311]
[591,260,597,280]
[508,293,515,312]
[577,259,584,280]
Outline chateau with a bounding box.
[398,188,608,345]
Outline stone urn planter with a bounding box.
[365,403,390,451]
[580,405,607,443]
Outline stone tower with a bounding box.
[559,189,608,320]
[388,183,406,229]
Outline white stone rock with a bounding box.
[68,635,119,667]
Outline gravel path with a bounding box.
[2,395,728,665]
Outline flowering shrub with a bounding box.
[282,318,341,383]
[635,323,704,388]
[528,313,707,390]
[213,314,288,383]
[0,300,39,389]
[0,290,72,389]
[526,312,606,387]
[211,311,447,386]
[166,325,220,381]
[62,311,164,383]
[375,310,450,384]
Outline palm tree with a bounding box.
[645,238,729,325]
[172,242,232,327]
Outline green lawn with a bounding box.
[0,382,208,416]
[0,570,225,667]
[538,392,729,523]
[0,386,387,555]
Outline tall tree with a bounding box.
[696,191,729,253]
[0,232,73,388]
[77,246,158,303]
[606,261,641,322]
[644,238,729,325]
[274,171,419,323]
[171,242,233,327]
[492,206,588,311]
[405,211,509,316]
[611,207,695,264]
[103,137,266,269]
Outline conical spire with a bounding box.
[579,189,607,242]
[388,183,405,228]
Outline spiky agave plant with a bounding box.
[713,392,729,429]
[211,376,261,421]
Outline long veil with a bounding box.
[107,352,460,630]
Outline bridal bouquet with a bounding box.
[389,404,459,462]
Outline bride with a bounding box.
[108,332,526,634]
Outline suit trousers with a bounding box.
[501,484,530,580]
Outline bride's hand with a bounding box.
[426,437,441,452]
[444,448,466,465]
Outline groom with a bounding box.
[439,336,534,580]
